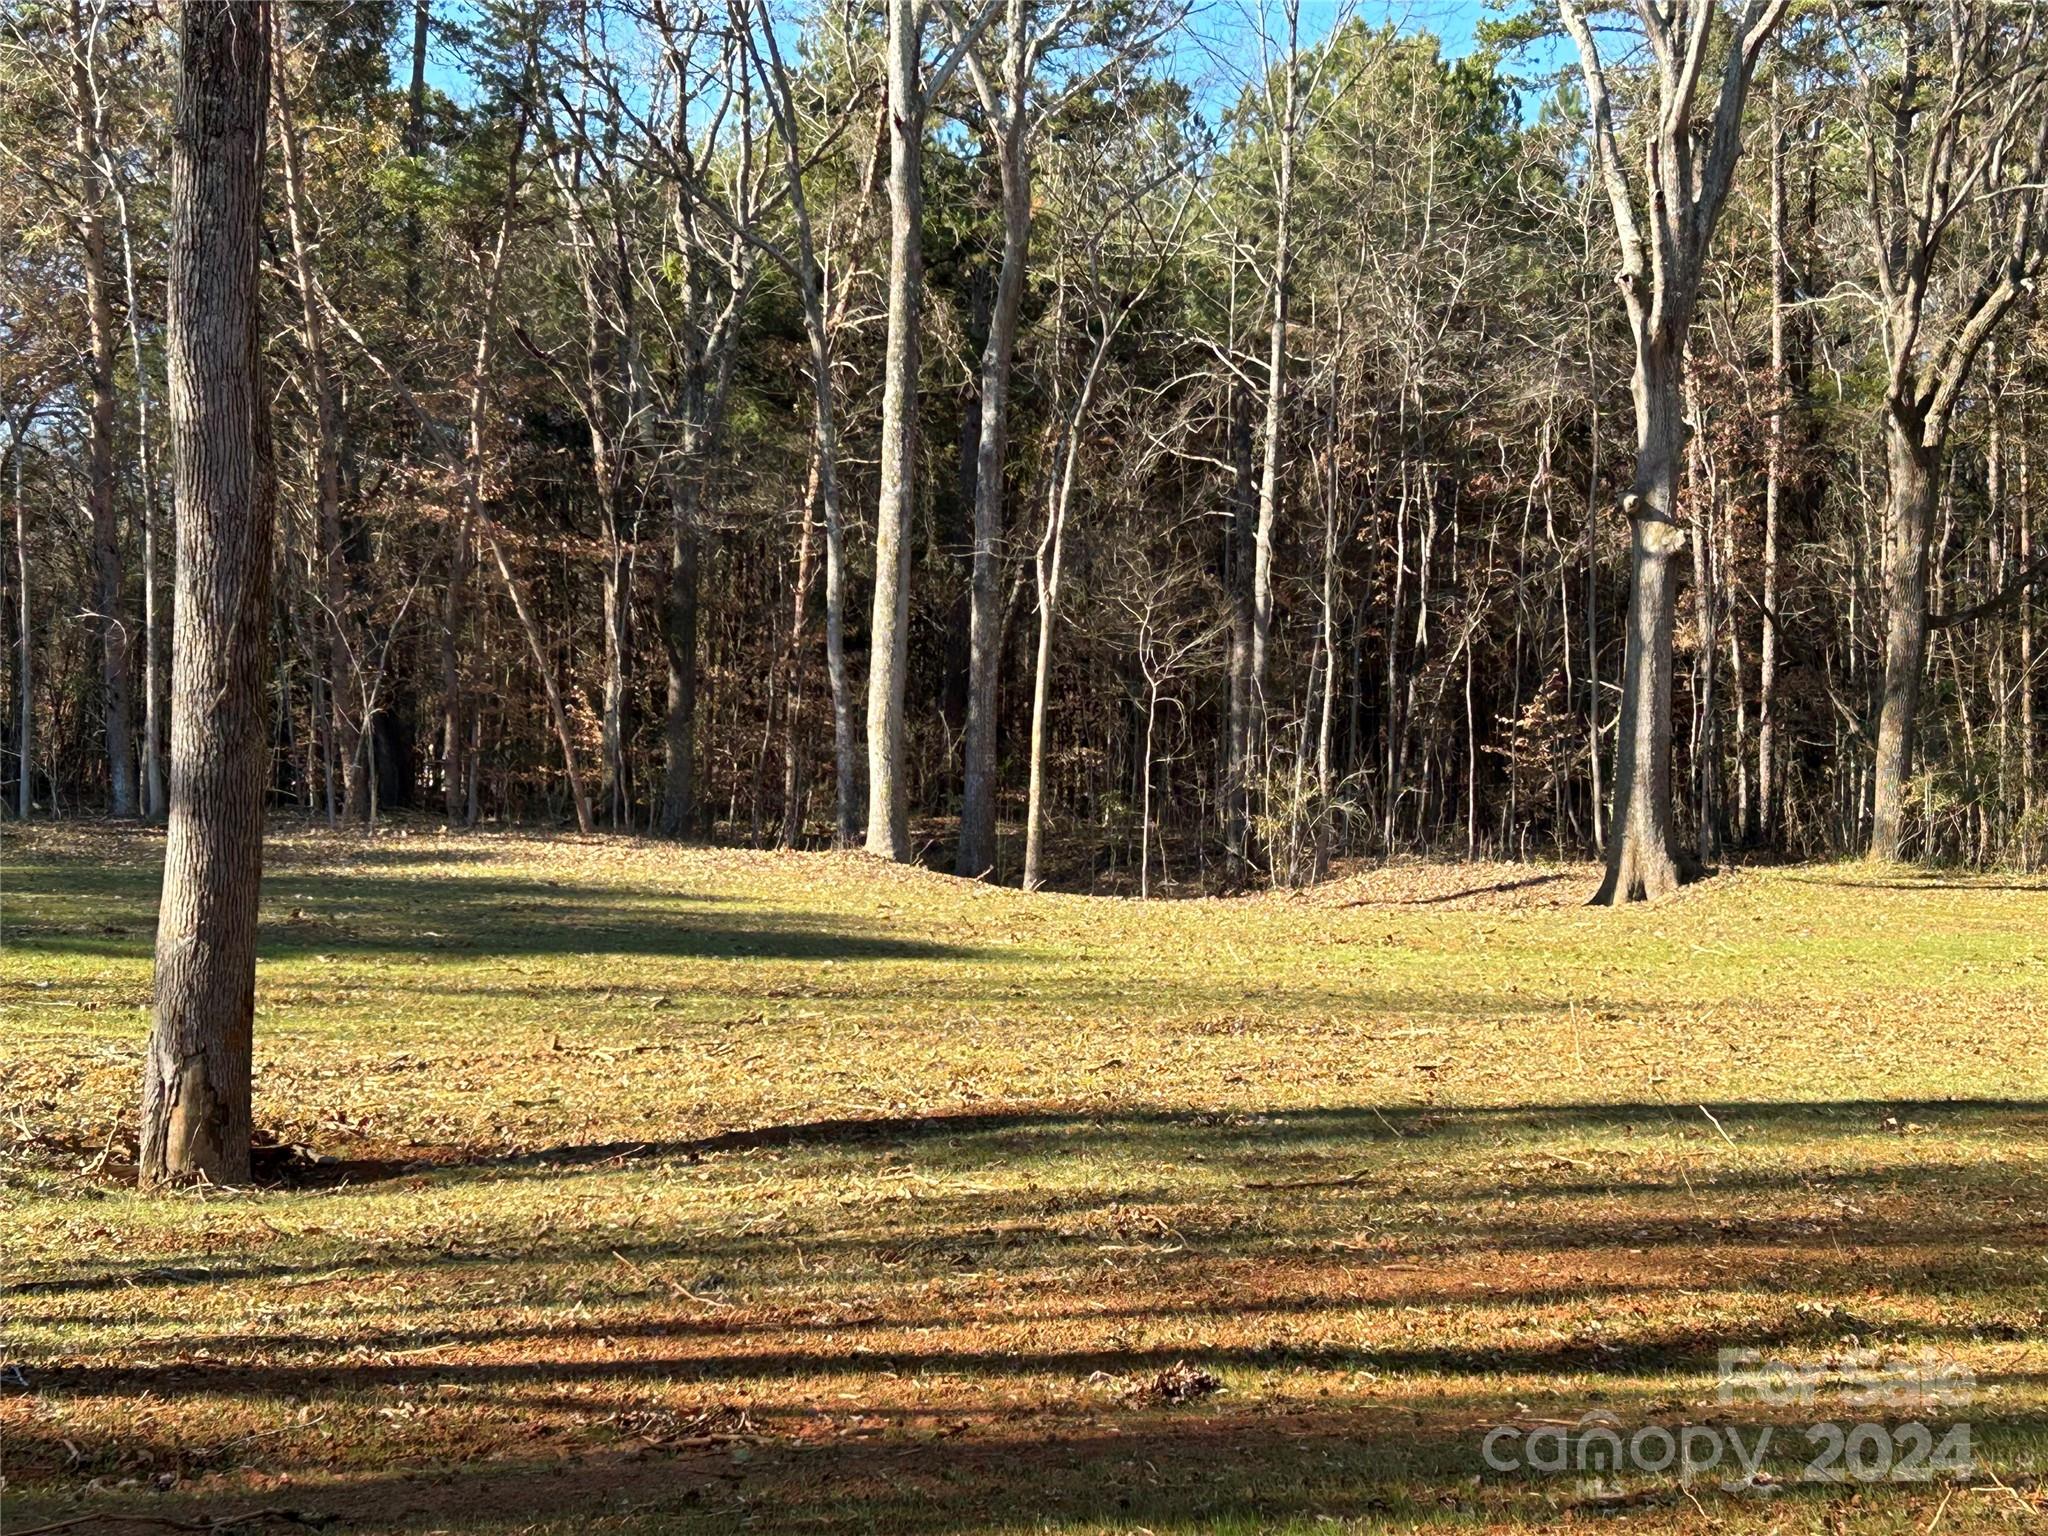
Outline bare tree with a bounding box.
[1834,0,2048,859]
[273,8,371,823]
[58,0,136,815]
[1020,137,1187,889]
[865,0,997,859]
[1115,544,1222,896]
[742,0,885,848]
[1558,0,1791,900]
[943,0,1181,877]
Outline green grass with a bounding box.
[3,822,2046,1534]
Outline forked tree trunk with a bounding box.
[1593,343,1696,903]
[1558,0,1789,896]
[865,0,926,862]
[141,0,272,1189]
[1871,419,1938,860]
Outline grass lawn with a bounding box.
[3,821,2046,1534]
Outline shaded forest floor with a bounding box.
[4,823,2047,1534]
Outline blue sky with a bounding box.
[410,0,1525,114]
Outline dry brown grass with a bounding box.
[3,822,2045,1534]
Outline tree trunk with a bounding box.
[1871,417,1938,861]
[1022,520,1061,890]
[1021,293,1116,890]
[71,1,134,817]
[1758,67,1786,847]
[1249,6,1297,733]
[781,450,821,848]
[404,0,429,331]
[865,0,926,862]
[1592,342,1695,903]
[820,427,855,849]
[109,168,166,822]
[141,0,272,1189]
[1140,679,1157,898]
[442,98,527,828]
[958,118,1029,880]
[753,40,873,851]
[1688,383,1720,865]
[1223,379,1257,878]
[661,475,700,837]
[13,411,30,819]
[275,39,367,823]
[438,523,471,821]
[2022,428,2035,823]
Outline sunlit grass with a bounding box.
[2,822,2045,1532]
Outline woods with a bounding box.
[10,7,2048,1525]
[5,0,2048,883]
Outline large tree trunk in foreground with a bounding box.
[1593,343,1695,903]
[141,0,273,1189]
[864,0,925,862]
[1871,420,1938,861]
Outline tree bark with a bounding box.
[957,111,1029,879]
[2022,428,2035,822]
[865,0,927,862]
[661,472,701,837]
[1592,342,1696,902]
[1223,377,1257,877]
[780,451,821,847]
[1758,69,1786,846]
[1871,419,1938,860]
[1249,9,1297,733]
[141,0,273,1189]
[12,410,31,819]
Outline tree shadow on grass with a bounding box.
[0,1393,2029,1535]
[6,1100,2042,1529]
[8,868,1001,966]
[1337,872,1573,906]
[286,1095,2048,1186]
